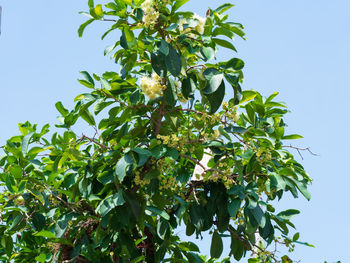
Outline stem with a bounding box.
[77,135,110,150]
[282,145,318,160]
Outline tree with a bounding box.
[0,0,314,262]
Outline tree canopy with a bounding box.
[0,0,314,262]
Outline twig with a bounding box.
[282,145,318,160]
[181,154,209,172]
[227,228,279,262]
[186,64,207,73]
[156,23,166,40]
[77,135,110,150]
[192,187,200,205]
[101,18,117,22]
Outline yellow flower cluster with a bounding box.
[140,73,165,100]
[141,0,159,28]
[195,111,221,126]
[178,14,206,38]
[256,148,272,164]
[202,159,235,189]
[223,102,240,122]
[134,171,151,187]
[158,175,178,191]
[157,134,187,149]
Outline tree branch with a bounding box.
[282,145,318,160]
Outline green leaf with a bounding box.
[80,109,96,126]
[277,209,300,220]
[34,230,56,239]
[6,174,17,194]
[96,190,125,217]
[165,78,178,106]
[32,212,46,231]
[240,90,257,104]
[151,52,167,77]
[281,255,292,263]
[293,232,300,241]
[88,0,94,8]
[181,75,196,99]
[202,68,224,95]
[78,19,94,37]
[55,102,69,117]
[159,39,169,56]
[151,145,167,159]
[124,192,142,221]
[206,81,225,114]
[223,58,245,70]
[201,46,215,61]
[178,242,200,252]
[218,126,230,141]
[282,134,303,140]
[100,77,111,90]
[132,147,152,167]
[80,71,95,88]
[146,206,170,220]
[172,0,189,12]
[228,199,241,217]
[286,177,311,200]
[121,0,133,5]
[120,28,128,49]
[167,147,179,160]
[94,100,113,115]
[120,27,136,50]
[224,126,246,134]
[265,92,279,104]
[250,205,266,228]
[22,132,34,156]
[116,154,133,182]
[214,3,234,14]
[157,219,169,240]
[35,253,46,263]
[97,170,114,184]
[210,230,223,259]
[166,45,182,77]
[213,38,237,52]
[212,27,234,40]
[94,4,104,18]
[2,236,13,255]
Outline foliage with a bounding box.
[0,0,314,262]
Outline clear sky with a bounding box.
[0,0,349,262]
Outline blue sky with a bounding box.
[1,0,349,262]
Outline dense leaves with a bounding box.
[0,0,315,262]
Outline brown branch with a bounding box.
[78,135,110,150]
[227,228,279,262]
[181,154,210,173]
[186,64,207,73]
[282,145,318,160]
[156,23,166,39]
[51,192,79,214]
[101,18,117,22]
